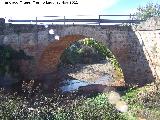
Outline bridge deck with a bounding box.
[9,19,142,24]
[8,15,143,25]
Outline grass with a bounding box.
[0,81,127,120]
[0,90,125,120]
[0,81,160,120]
[121,84,160,120]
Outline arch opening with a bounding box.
[38,35,125,92]
[59,37,125,90]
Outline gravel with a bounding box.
[58,60,119,83]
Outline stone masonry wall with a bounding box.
[135,30,160,81]
[131,17,160,84]
[0,17,160,86]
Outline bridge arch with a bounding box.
[37,26,154,86]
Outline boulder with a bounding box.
[133,17,160,30]
[78,84,115,96]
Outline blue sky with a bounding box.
[0,0,160,20]
[105,0,160,14]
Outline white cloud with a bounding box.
[0,0,119,18]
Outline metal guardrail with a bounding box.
[8,15,143,25]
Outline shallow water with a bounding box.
[59,79,89,92]
[59,74,113,92]
[0,73,113,93]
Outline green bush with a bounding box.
[0,45,32,79]
[135,3,160,20]
[62,38,112,61]
[60,42,82,64]
[60,38,122,72]
[81,38,113,59]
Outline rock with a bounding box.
[133,17,160,31]
[115,100,128,112]
[108,91,121,105]
[111,79,125,86]
[138,117,146,120]
[78,84,115,95]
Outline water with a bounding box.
[59,79,89,92]
[59,75,113,92]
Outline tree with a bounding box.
[135,3,160,20]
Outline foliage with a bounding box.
[1,80,160,120]
[122,87,141,105]
[60,38,105,64]
[121,86,160,120]
[0,45,32,78]
[135,2,160,20]
[82,38,122,71]
[60,42,82,64]
[81,38,113,59]
[60,38,122,75]
[0,85,129,120]
[61,38,121,71]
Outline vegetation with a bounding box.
[60,38,122,72]
[81,38,113,59]
[122,85,160,120]
[1,79,159,120]
[0,45,32,81]
[135,2,160,20]
[0,81,129,120]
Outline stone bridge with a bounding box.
[0,17,160,86]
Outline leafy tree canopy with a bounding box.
[135,3,160,20]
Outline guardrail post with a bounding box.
[99,15,101,25]
[35,17,38,47]
[129,14,132,25]
[64,16,65,25]
[129,14,131,19]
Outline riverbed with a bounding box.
[58,60,124,93]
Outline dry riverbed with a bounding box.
[59,60,124,86]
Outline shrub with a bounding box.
[135,3,160,20]
[0,45,32,83]
[60,38,121,68]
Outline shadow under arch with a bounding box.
[37,28,155,87]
